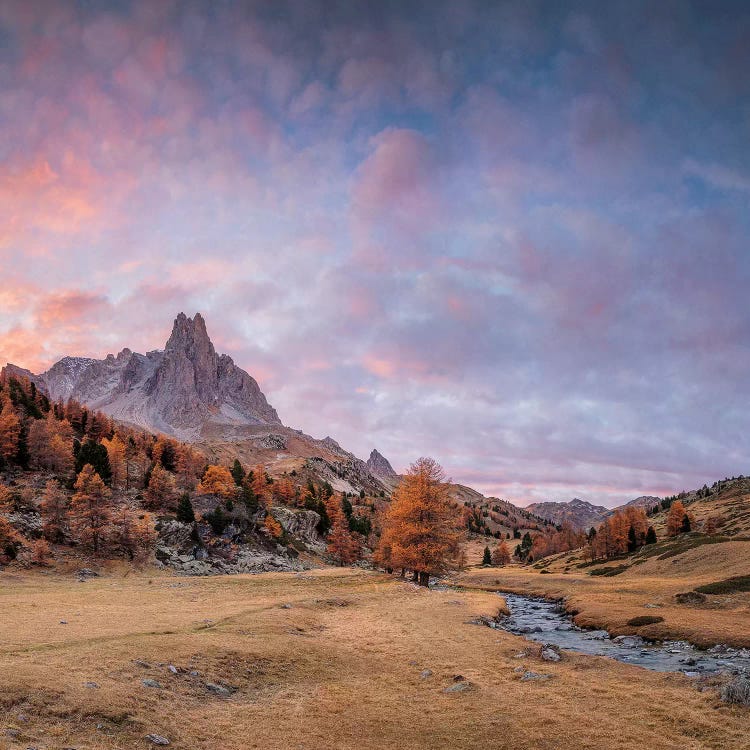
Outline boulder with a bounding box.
[145,734,170,746]
[269,507,324,550]
[541,646,562,662]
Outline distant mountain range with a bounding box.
[1,312,667,532]
[526,495,663,529]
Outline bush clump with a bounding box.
[589,564,629,577]
[694,575,750,595]
[626,615,664,627]
[674,591,707,605]
[721,675,750,706]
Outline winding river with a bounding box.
[500,593,750,676]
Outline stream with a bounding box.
[499,593,750,676]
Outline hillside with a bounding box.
[525,498,610,530]
[448,483,555,539]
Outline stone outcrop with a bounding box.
[270,507,324,551]
[155,519,308,576]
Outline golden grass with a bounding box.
[0,566,748,750]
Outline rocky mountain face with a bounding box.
[366,449,398,481]
[4,313,280,440]
[525,498,610,530]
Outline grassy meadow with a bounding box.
[0,565,748,750]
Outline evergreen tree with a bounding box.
[75,439,112,484]
[176,493,196,523]
[627,525,637,553]
[680,514,692,533]
[482,545,492,566]
[645,526,657,545]
[231,459,245,486]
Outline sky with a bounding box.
[1,1,749,508]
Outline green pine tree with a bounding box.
[231,459,245,486]
[176,493,195,523]
[482,546,492,566]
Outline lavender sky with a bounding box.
[1,1,749,507]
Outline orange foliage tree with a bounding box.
[0,399,21,461]
[70,464,113,554]
[263,513,283,540]
[325,495,360,566]
[40,480,70,543]
[492,541,511,566]
[110,507,155,560]
[666,500,695,536]
[198,465,238,499]
[376,457,463,586]
[102,435,127,489]
[146,464,176,509]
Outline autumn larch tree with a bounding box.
[110,506,155,561]
[251,464,269,506]
[102,435,127,489]
[70,464,113,554]
[0,515,21,562]
[666,500,695,537]
[146,463,176,509]
[376,457,463,586]
[325,495,360,566]
[263,513,283,540]
[198,465,238,499]
[40,480,70,543]
[0,399,21,463]
[492,541,511,566]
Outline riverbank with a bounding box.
[449,539,750,649]
[1,566,748,749]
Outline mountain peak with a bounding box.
[366,449,397,480]
[7,312,281,439]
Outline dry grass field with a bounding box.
[1,565,748,750]
[452,539,750,648]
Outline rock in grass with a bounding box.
[145,734,170,745]
[84,681,100,689]
[420,669,433,679]
[541,646,561,662]
[521,671,553,681]
[444,681,474,693]
[142,679,162,689]
[205,682,235,696]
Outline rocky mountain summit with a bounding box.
[525,497,610,530]
[366,449,398,481]
[3,313,280,440]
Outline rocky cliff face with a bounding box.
[525,498,610,530]
[366,449,398,481]
[3,312,280,440]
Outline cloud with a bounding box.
[1,0,749,507]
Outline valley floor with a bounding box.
[0,566,748,749]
